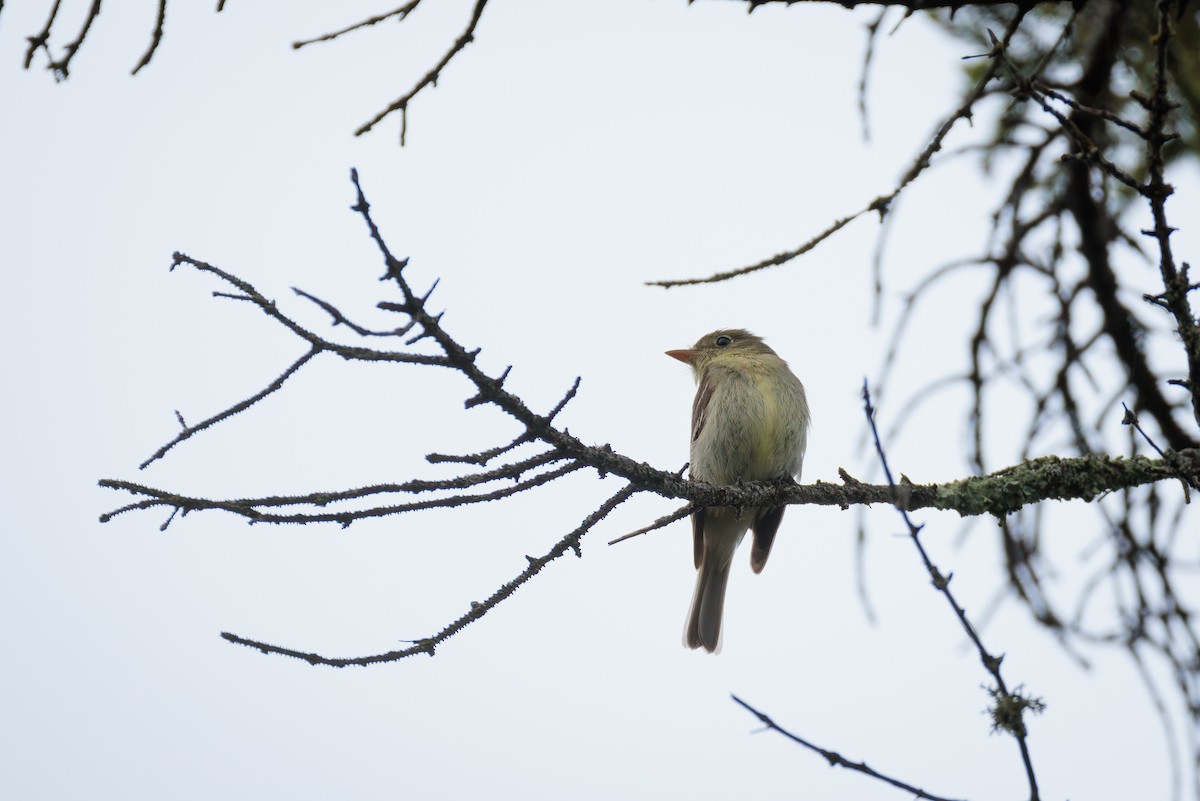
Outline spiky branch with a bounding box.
[97,171,1198,671]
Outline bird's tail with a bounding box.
[685,552,733,653]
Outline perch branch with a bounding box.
[96,170,1198,671]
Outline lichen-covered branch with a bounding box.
[932,453,1195,516]
[96,171,1198,668]
[100,450,1193,527]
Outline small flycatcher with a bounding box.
[667,329,810,653]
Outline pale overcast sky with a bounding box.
[3,2,1197,800]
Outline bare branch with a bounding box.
[130,0,167,76]
[646,209,867,288]
[354,0,490,143]
[103,448,1192,526]
[292,1,422,50]
[100,461,585,526]
[139,346,320,470]
[862,380,1042,800]
[608,502,695,546]
[648,10,1028,287]
[293,286,416,338]
[731,695,967,801]
[23,0,62,69]
[1138,0,1200,429]
[732,1,1065,8]
[219,482,638,666]
[48,0,100,80]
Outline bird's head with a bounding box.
[666,329,778,375]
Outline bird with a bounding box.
[666,329,810,653]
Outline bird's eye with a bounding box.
[715,335,732,348]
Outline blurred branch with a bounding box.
[984,3,1198,453]
[52,0,100,79]
[974,3,1200,455]
[291,1,422,50]
[868,3,1200,791]
[22,0,62,69]
[23,0,100,80]
[732,1,1062,7]
[130,0,167,76]
[1140,0,1200,429]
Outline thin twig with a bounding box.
[731,695,967,801]
[220,482,637,665]
[354,0,490,142]
[23,0,63,69]
[648,12,1028,288]
[139,346,321,470]
[1138,0,1200,429]
[608,503,695,546]
[862,379,1041,801]
[292,1,422,50]
[48,0,101,80]
[131,0,167,75]
[101,461,585,526]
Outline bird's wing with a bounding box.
[690,371,717,568]
[750,505,785,574]
[691,370,715,443]
[691,509,705,569]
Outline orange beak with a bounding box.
[665,349,696,364]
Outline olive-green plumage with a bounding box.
[667,329,810,653]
